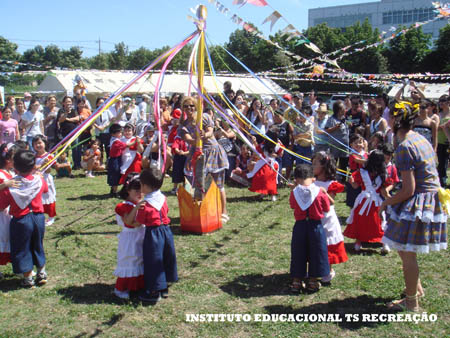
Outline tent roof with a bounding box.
[387,83,449,100]
[37,70,286,96]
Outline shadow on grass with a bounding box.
[344,243,382,256]
[220,273,291,298]
[57,283,145,306]
[0,275,26,292]
[74,313,125,338]
[67,193,112,201]
[264,294,393,330]
[227,196,265,203]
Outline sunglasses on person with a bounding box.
[419,104,428,109]
[183,104,195,108]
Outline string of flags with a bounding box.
[205,0,339,69]
[259,2,450,76]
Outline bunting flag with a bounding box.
[233,0,268,6]
[262,11,281,31]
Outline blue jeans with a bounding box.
[290,220,330,278]
[10,213,46,274]
[143,225,178,292]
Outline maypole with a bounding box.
[192,5,208,200]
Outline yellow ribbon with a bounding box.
[438,187,450,215]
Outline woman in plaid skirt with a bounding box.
[379,102,447,312]
[178,97,229,223]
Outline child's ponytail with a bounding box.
[364,149,386,184]
[118,172,141,200]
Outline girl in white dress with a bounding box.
[33,135,57,226]
[113,173,145,299]
[312,151,348,283]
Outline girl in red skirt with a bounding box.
[119,123,144,185]
[247,142,279,201]
[344,150,392,252]
[312,151,348,283]
[114,173,145,299]
[33,135,57,227]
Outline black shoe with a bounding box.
[35,272,48,285]
[21,277,35,288]
[161,288,169,298]
[139,290,161,303]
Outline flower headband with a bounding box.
[392,101,418,119]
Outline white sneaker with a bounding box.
[114,288,130,299]
[322,269,336,283]
[45,217,55,227]
[381,243,391,254]
[221,213,230,223]
[271,195,277,202]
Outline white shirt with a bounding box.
[95,109,114,135]
[22,111,44,137]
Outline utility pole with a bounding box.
[98,37,101,55]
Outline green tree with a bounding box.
[60,46,85,69]
[383,25,431,73]
[110,42,129,69]
[21,45,46,69]
[0,36,20,71]
[422,24,450,72]
[128,47,155,70]
[87,53,111,70]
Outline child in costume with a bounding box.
[230,144,251,186]
[113,173,145,299]
[33,135,57,227]
[0,143,19,277]
[81,139,104,178]
[108,124,126,197]
[312,151,348,283]
[247,142,280,201]
[0,150,48,287]
[119,123,143,185]
[170,135,189,194]
[344,149,392,253]
[137,168,178,303]
[346,134,368,208]
[382,143,399,194]
[289,164,331,293]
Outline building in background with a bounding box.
[308,0,447,39]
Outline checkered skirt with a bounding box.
[382,191,448,253]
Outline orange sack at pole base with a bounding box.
[177,180,223,234]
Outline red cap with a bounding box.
[283,94,292,101]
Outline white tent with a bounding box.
[37,70,286,103]
[388,83,449,100]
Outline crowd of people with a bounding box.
[0,80,448,310]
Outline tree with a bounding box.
[0,36,20,71]
[21,45,46,69]
[60,46,85,69]
[383,25,431,73]
[128,47,155,70]
[87,53,111,70]
[110,42,129,69]
[422,24,450,72]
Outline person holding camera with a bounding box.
[325,100,349,182]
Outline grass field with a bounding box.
[0,172,448,337]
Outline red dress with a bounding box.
[119,138,143,185]
[248,158,279,195]
[344,170,391,243]
[0,169,12,265]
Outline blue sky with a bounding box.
[0,0,367,58]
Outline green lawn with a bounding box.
[0,172,448,337]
